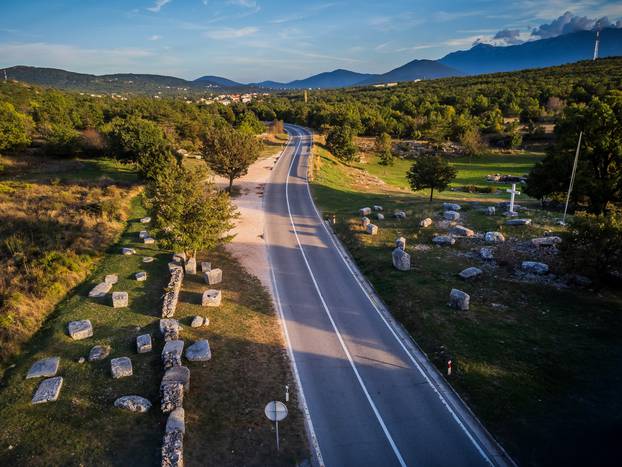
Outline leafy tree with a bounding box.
[0,102,31,152]
[40,123,81,157]
[459,126,485,158]
[374,132,393,165]
[326,125,357,162]
[525,96,622,214]
[406,154,457,202]
[148,164,236,260]
[237,111,265,135]
[202,126,262,192]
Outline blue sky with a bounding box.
[0,0,621,82]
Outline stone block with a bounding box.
[361,217,370,228]
[366,224,378,235]
[200,261,211,272]
[136,334,152,353]
[394,210,406,219]
[135,271,147,281]
[480,247,494,260]
[140,217,151,224]
[484,231,505,243]
[377,213,385,220]
[420,217,433,228]
[114,395,152,413]
[190,316,204,327]
[143,237,155,244]
[110,357,133,379]
[184,257,197,274]
[392,248,410,271]
[432,235,455,246]
[121,247,136,255]
[450,225,475,237]
[395,237,406,249]
[26,357,60,379]
[521,261,549,275]
[459,267,483,280]
[506,218,532,226]
[202,289,222,307]
[88,345,111,362]
[68,320,93,340]
[161,428,184,467]
[185,339,212,362]
[359,207,372,216]
[88,282,112,298]
[142,256,155,263]
[531,236,562,247]
[166,408,186,434]
[104,274,118,285]
[485,206,496,215]
[160,319,180,341]
[449,289,470,311]
[443,210,460,221]
[139,230,148,240]
[204,268,222,285]
[112,291,128,308]
[160,382,184,413]
[162,340,184,369]
[31,376,63,404]
[373,205,383,211]
[443,202,461,211]
[162,365,190,392]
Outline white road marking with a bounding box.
[293,126,495,466]
[283,126,408,467]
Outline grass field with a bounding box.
[0,157,308,466]
[310,142,622,467]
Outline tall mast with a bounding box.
[593,31,600,61]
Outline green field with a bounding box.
[311,144,622,467]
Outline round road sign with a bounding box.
[264,401,288,422]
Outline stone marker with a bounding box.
[143,237,155,244]
[480,247,494,260]
[395,237,406,250]
[366,224,378,235]
[139,230,148,240]
[162,365,190,392]
[191,316,204,327]
[135,271,147,281]
[112,291,129,308]
[160,319,180,341]
[377,213,385,220]
[450,225,475,237]
[394,210,406,219]
[361,217,370,228]
[166,408,186,434]
[88,345,111,362]
[110,357,133,379]
[114,395,152,413]
[26,357,60,379]
[506,218,532,226]
[140,217,151,224]
[136,334,152,353]
[104,274,118,285]
[160,382,184,413]
[420,217,433,228]
[443,210,460,221]
[202,289,222,307]
[88,282,112,298]
[204,268,222,285]
[484,231,505,243]
[521,261,549,275]
[162,340,184,368]
[68,319,93,340]
[31,376,63,404]
[200,261,211,272]
[185,257,197,275]
[443,202,461,211]
[485,206,496,216]
[142,256,155,263]
[459,267,483,280]
[162,429,184,467]
[359,207,372,216]
[531,236,562,247]
[449,289,470,311]
[121,247,136,255]
[185,339,212,362]
[392,248,411,271]
[373,205,383,212]
[432,235,455,246]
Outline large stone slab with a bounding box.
[67,320,93,340]
[137,334,152,353]
[112,291,128,308]
[110,357,133,379]
[161,428,184,467]
[521,261,549,275]
[432,235,455,246]
[88,282,112,298]
[88,345,111,362]
[204,268,222,285]
[443,202,461,211]
[459,267,483,280]
[450,225,475,237]
[166,408,186,434]
[359,207,372,216]
[443,210,460,221]
[366,224,378,235]
[26,357,60,379]
[162,365,190,392]
[484,231,505,243]
[31,376,63,404]
[185,339,212,362]
[162,340,184,368]
[114,395,152,413]
[506,218,532,226]
[449,289,470,311]
[392,248,410,271]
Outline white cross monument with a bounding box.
[506,183,520,216]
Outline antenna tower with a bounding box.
[593,31,600,61]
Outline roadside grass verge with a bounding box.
[310,144,622,467]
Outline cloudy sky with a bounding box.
[0,0,621,82]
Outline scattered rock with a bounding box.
[168,262,183,272]
[78,357,85,364]
[26,357,60,379]
[160,382,184,413]
[366,224,378,235]
[110,357,133,379]
[134,271,147,282]
[395,237,406,250]
[521,261,549,275]
[202,289,222,307]
[484,232,505,243]
[200,261,211,272]
[432,235,455,246]
[450,225,475,237]
[88,345,111,362]
[31,376,63,404]
[162,366,190,393]
[185,339,212,362]
[190,316,204,327]
[459,267,483,280]
[166,408,186,434]
[506,218,532,226]
[485,206,496,216]
[137,334,152,353]
[67,320,93,340]
[162,340,184,369]
[160,319,180,341]
[161,427,184,467]
[420,218,433,228]
[143,256,155,263]
[112,291,129,308]
[392,248,411,271]
[359,207,372,216]
[203,317,210,327]
[143,237,155,244]
[140,217,151,224]
[204,268,222,285]
[373,205,383,212]
[139,230,148,240]
[449,289,470,311]
[121,247,136,255]
[104,274,118,285]
[503,210,519,217]
[531,236,562,247]
[114,395,152,413]
[377,213,385,220]
[480,247,494,260]
[443,203,461,211]
[361,217,371,228]
[185,257,197,274]
[443,210,460,221]
[394,210,407,219]
[88,282,112,298]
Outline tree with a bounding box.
[459,126,485,158]
[326,125,357,162]
[0,102,31,152]
[202,126,262,192]
[147,163,236,260]
[374,132,393,165]
[525,96,622,214]
[406,154,457,202]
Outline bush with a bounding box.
[462,184,496,193]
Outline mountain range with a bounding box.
[3,28,621,93]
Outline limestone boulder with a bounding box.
[450,225,475,237]
[420,218,433,228]
[166,408,186,434]
[114,395,152,413]
[485,206,496,216]
[377,213,385,220]
[112,291,128,308]
[443,202,461,211]
[110,357,133,379]
[31,376,63,404]
[160,319,180,341]
[200,261,211,272]
[366,224,378,235]
[137,334,152,353]
[104,274,118,285]
[359,207,372,216]
[202,289,222,307]
[88,282,112,298]
[521,261,549,275]
[204,268,223,285]
[459,267,483,280]
[88,345,111,362]
[432,235,455,246]
[484,232,505,243]
[162,340,184,368]
[143,237,155,244]
[531,236,562,247]
[161,428,184,467]
[67,320,93,340]
[394,210,407,219]
[449,289,470,311]
[162,365,190,392]
[160,382,184,413]
[139,230,148,240]
[506,218,532,226]
[185,257,197,275]
[373,205,383,212]
[143,256,155,263]
[191,316,204,327]
[26,357,60,379]
[361,217,370,228]
[443,210,460,221]
[185,339,212,362]
[140,217,151,224]
[135,271,147,281]
[121,247,136,255]
[392,248,410,271]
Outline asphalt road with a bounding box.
[264,124,512,467]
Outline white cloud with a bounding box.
[147,0,172,13]
[203,26,258,39]
[148,35,162,41]
[227,0,257,8]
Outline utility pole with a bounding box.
[593,31,600,61]
[562,131,583,225]
[304,89,308,104]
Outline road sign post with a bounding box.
[265,401,288,452]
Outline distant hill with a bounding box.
[361,59,461,84]
[439,28,622,75]
[194,75,243,87]
[254,69,374,89]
